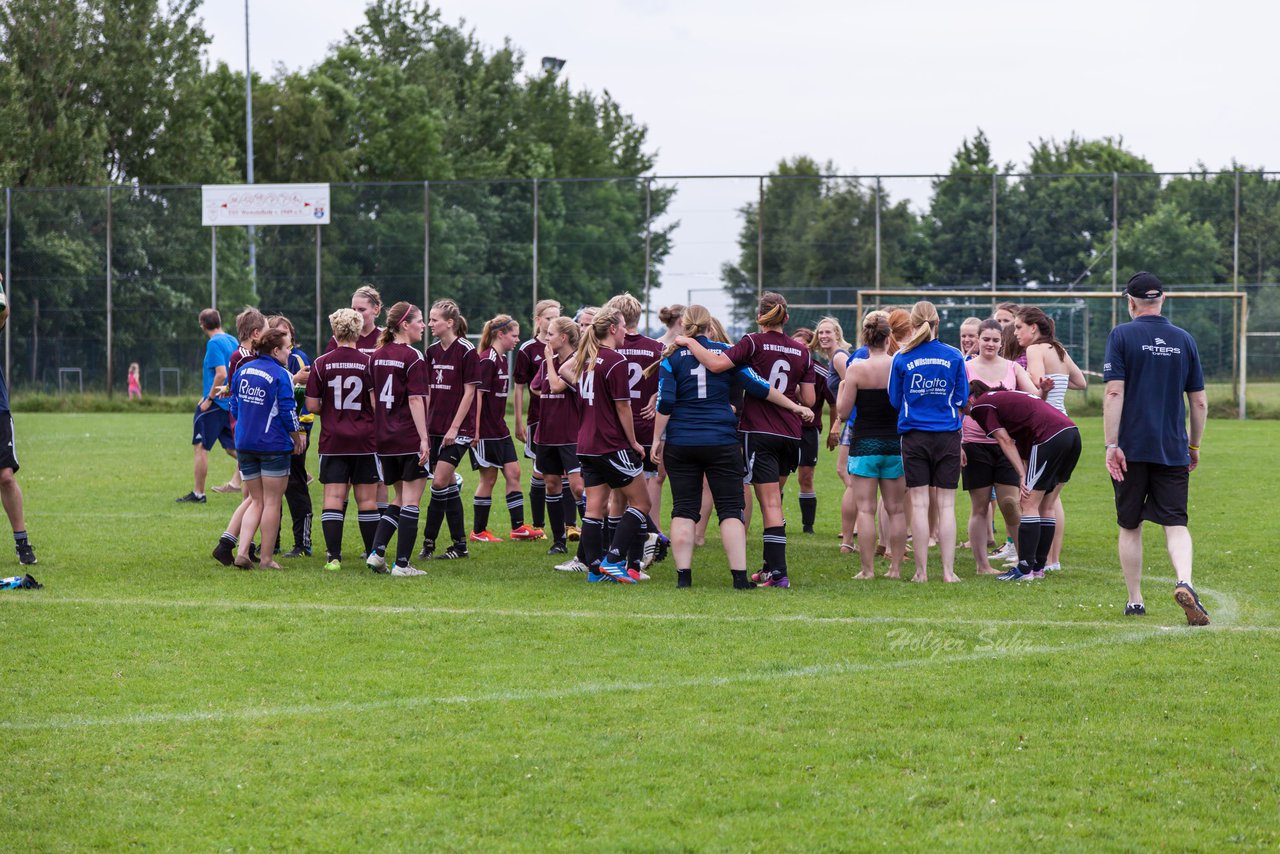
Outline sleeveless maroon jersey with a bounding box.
[325,327,382,357]
[425,337,478,437]
[305,347,376,455]
[576,348,633,455]
[967,390,1076,459]
[724,330,815,438]
[617,332,663,446]
[531,357,581,446]
[369,342,428,455]
[512,337,547,426]
[473,348,512,440]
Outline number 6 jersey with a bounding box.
[305,346,376,455]
[723,330,816,439]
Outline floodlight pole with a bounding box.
[643,178,652,330]
[245,0,257,297]
[874,177,881,292]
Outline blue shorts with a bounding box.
[238,450,291,480]
[193,403,235,451]
[848,453,904,480]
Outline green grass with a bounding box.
[2,413,1277,850]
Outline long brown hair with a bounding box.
[756,291,788,329]
[572,308,622,382]
[253,328,290,356]
[479,314,518,352]
[377,302,420,348]
[898,301,939,354]
[1017,306,1067,360]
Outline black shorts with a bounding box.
[901,430,962,489]
[641,445,659,475]
[962,442,1019,492]
[798,426,820,468]
[470,436,518,470]
[192,403,235,451]
[1113,461,1189,528]
[524,428,538,461]
[319,453,381,485]
[535,443,581,476]
[1025,427,1081,493]
[665,443,745,524]
[378,453,428,484]
[579,449,643,489]
[0,412,18,472]
[741,432,801,485]
[429,434,470,471]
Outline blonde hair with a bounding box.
[431,299,467,337]
[756,292,788,329]
[235,306,266,343]
[814,316,852,355]
[899,300,940,354]
[329,308,363,343]
[573,308,622,382]
[548,316,580,350]
[377,302,420,348]
[532,299,561,333]
[479,314,518,351]
[649,304,716,375]
[604,293,642,328]
[353,285,382,311]
[706,315,731,345]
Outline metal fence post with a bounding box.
[106,185,113,397]
[423,181,430,320]
[1233,170,1241,286]
[874,176,881,292]
[314,224,322,356]
[643,178,652,329]
[531,178,539,317]
[211,226,217,309]
[756,176,764,298]
[1110,173,1118,333]
[990,173,998,294]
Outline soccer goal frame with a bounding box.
[787,289,1250,420]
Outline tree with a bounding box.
[926,129,1018,286]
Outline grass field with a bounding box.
[2,413,1278,851]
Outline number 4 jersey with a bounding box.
[369,341,429,455]
[305,347,376,455]
[723,330,816,439]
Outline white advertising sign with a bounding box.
[201,183,331,226]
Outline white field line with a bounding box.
[0,592,1266,633]
[10,630,1150,732]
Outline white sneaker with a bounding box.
[640,533,660,570]
[391,563,427,576]
[366,553,386,572]
[555,556,588,573]
[989,542,1016,562]
[1044,562,1062,572]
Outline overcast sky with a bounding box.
[199,0,1279,319]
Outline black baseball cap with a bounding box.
[1126,271,1164,299]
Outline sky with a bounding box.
[199,0,1280,320]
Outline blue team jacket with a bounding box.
[657,336,773,446]
[887,339,968,433]
[230,354,301,453]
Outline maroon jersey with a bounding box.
[473,348,512,440]
[576,348,633,455]
[325,327,383,357]
[967,390,1076,459]
[370,341,428,455]
[425,337,478,437]
[305,347,376,455]
[531,357,581,446]
[811,362,835,433]
[512,337,547,426]
[724,331,815,438]
[617,332,663,445]
[227,345,253,380]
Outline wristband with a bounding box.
[1104,443,1119,450]
[1188,444,1199,451]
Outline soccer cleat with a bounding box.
[366,552,387,573]
[248,542,260,564]
[989,542,1017,562]
[759,571,790,589]
[470,530,503,543]
[555,556,589,573]
[1019,569,1046,580]
[390,562,427,577]
[750,569,769,584]
[654,534,670,563]
[1124,602,1146,616]
[323,558,342,572]
[419,539,435,561]
[547,542,568,556]
[996,567,1028,581]
[175,491,206,504]
[802,526,815,534]
[510,524,544,541]
[211,541,234,567]
[1174,582,1210,626]
[586,569,610,583]
[282,547,311,558]
[598,558,636,584]
[210,482,240,494]
[565,525,581,541]
[639,533,660,570]
[15,542,37,566]
[627,567,651,582]
[437,543,470,560]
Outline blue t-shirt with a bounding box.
[657,336,772,446]
[888,339,968,434]
[1103,315,1204,467]
[203,332,238,411]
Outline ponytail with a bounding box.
[573,309,622,382]
[378,302,419,348]
[646,304,715,377]
[898,300,939,355]
[479,314,517,352]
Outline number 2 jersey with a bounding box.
[617,331,663,446]
[369,341,429,456]
[723,330,816,439]
[305,346,376,455]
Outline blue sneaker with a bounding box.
[587,569,610,583]
[598,558,636,584]
[996,567,1028,581]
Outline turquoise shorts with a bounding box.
[848,453,904,480]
